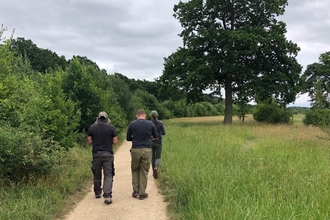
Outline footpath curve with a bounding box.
[64,141,168,220]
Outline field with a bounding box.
[159,115,330,219]
[1,114,329,219]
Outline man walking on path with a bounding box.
[126,109,158,200]
[87,111,118,205]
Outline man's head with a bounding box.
[96,111,110,124]
[136,109,146,119]
[98,111,108,119]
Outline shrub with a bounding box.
[200,102,219,116]
[214,103,225,115]
[303,109,330,127]
[253,101,291,124]
[0,124,63,183]
[193,103,205,116]
[162,99,187,118]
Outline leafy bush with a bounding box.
[253,101,291,124]
[162,99,187,117]
[200,102,219,116]
[194,103,206,116]
[303,109,330,127]
[0,124,63,182]
[186,103,196,117]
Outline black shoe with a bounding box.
[95,194,101,199]
[132,191,139,198]
[153,168,158,179]
[139,193,148,200]
[104,197,112,204]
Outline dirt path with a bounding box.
[64,141,168,220]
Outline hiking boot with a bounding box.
[153,167,158,179]
[139,193,148,200]
[132,191,139,198]
[104,197,112,205]
[95,194,101,199]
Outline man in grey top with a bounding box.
[126,109,158,200]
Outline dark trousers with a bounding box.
[151,142,162,169]
[92,151,114,198]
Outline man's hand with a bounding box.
[87,136,92,144]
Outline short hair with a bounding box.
[136,109,146,115]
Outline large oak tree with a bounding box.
[160,0,302,123]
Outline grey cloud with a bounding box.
[1,0,329,106]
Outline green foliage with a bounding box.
[233,103,255,121]
[108,74,135,121]
[96,85,127,134]
[10,37,67,73]
[0,38,79,182]
[62,58,127,133]
[133,89,160,112]
[287,106,310,115]
[156,106,172,120]
[201,102,219,116]
[214,103,225,115]
[186,102,220,117]
[114,72,162,100]
[129,95,147,119]
[62,58,103,132]
[253,100,291,124]
[192,103,205,117]
[0,124,63,182]
[37,71,80,149]
[162,99,187,118]
[303,109,330,127]
[301,51,330,108]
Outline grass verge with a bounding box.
[0,145,91,220]
[159,115,330,219]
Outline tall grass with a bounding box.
[159,116,330,219]
[0,146,92,220]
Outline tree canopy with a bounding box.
[10,37,67,73]
[301,51,330,108]
[160,0,302,123]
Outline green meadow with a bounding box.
[159,115,330,219]
[1,115,329,219]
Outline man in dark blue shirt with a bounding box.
[88,111,118,205]
[126,109,158,200]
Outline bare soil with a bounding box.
[63,141,169,220]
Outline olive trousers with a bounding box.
[130,148,151,195]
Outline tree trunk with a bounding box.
[223,75,233,124]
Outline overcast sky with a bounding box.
[1,0,329,107]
